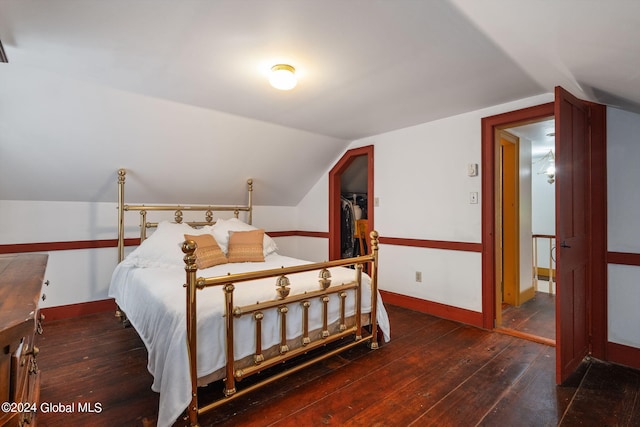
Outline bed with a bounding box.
[108,169,390,427]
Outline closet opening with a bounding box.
[340,156,369,260]
[328,146,374,262]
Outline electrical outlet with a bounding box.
[415,271,422,283]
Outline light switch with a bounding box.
[467,163,478,177]
[470,192,478,204]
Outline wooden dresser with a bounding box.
[0,254,48,427]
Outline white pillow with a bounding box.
[125,221,208,268]
[212,218,278,256]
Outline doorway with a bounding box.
[328,145,374,261]
[494,121,556,346]
[481,88,607,384]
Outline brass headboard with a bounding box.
[116,168,253,262]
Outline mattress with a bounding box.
[109,253,390,427]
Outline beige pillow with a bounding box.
[227,229,265,263]
[184,234,228,269]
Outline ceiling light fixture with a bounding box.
[269,64,296,90]
[535,149,556,184]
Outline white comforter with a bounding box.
[109,253,390,427]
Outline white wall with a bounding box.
[0,200,118,307]
[273,236,328,264]
[290,102,638,352]
[531,153,556,275]
[296,93,554,313]
[0,93,553,311]
[6,95,637,356]
[296,173,329,233]
[287,171,332,262]
[607,107,640,349]
[531,166,556,236]
[0,200,117,244]
[0,200,295,307]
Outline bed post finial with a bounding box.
[369,230,379,349]
[182,240,197,271]
[117,169,127,263]
[370,230,379,252]
[247,178,253,225]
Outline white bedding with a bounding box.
[109,253,390,427]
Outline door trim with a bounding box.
[328,145,374,261]
[481,103,555,329]
[497,130,520,310]
[585,101,607,361]
[480,99,607,365]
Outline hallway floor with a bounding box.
[501,287,556,342]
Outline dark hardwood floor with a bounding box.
[36,304,640,426]
[500,290,556,342]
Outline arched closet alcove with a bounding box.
[328,145,374,261]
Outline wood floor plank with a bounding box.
[341,328,515,426]
[34,304,640,427]
[37,313,159,427]
[412,338,545,426]
[560,360,640,426]
[477,345,580,427]
[501,291,556,341]
[206,316,462,426]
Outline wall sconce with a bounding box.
[535,149,555,184]
[269,64,297,90]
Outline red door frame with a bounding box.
[480,98,607,367]
[481,102,555,329]
[328,145,374,261]
[585,101,607,361]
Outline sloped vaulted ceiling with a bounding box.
[1,1,639,205]
[0,65,348,205]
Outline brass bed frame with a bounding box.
[116,168,380,426]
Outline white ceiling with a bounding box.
[509,119,556,159]
[1,0,639,205]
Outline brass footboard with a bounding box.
[182,232,380,427]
